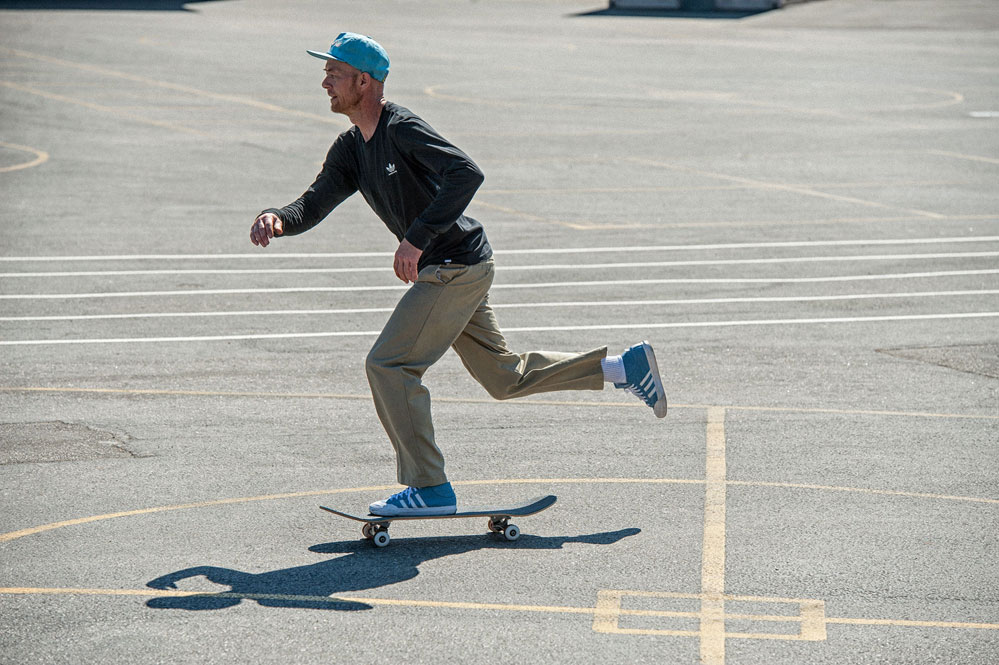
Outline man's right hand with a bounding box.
[250,212,283,247]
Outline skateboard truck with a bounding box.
[486,517,520,543]
[357,516,520,548]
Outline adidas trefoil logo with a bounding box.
[385,163,397,176]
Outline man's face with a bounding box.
[322,60,363,115]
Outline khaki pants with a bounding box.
[365,259,606,487]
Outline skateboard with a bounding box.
[320,494,557,548]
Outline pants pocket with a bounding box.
[432,264,469,285]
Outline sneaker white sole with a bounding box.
[640,341,668,418]
[368,504,457,517]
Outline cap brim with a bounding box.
[307,49,340,61]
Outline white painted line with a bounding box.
[3,250,999,278]
[2,291,995,322]
[0,307,393,322]
[926,149,999,166]
[0,252,393,263]
[1,236,998,262]
[0,330,384,346]
[501,312,999,332]
[2,270,997,300]
[2,312,996,346]
[1,267,385,277]
[0,285,406,300]
[502,291,999,307]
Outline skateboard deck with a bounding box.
[320,494,556,547]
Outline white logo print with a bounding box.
[385,163,397,176]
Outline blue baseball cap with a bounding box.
[307,32,390,82]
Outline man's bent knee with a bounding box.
[365,347,390,381]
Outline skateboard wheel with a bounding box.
[373,531,390,548]
[362,524,376,539]
[487,518,503,533]
[502,524,520,542]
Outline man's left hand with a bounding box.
[394,239,423,284]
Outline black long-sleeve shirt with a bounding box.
[263,102,492,269]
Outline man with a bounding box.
[251,33,667,517]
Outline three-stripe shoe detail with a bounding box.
[392,487,427,510]
[617,341,668,419]
[621,372,656,407]
[636,371,656,399]
[369,483,457,517]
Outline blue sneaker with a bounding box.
[616,341,667,418]
[369,482,457,517]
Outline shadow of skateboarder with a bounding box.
[145,528,640,611]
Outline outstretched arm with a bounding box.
[147,565,239,590]
[250,136,358,247]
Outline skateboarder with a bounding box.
[250,33,667,518]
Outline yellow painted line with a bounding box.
[727,480,999,506]
[3,586,178,598]
[874,86,964,112]
[2,587,997,635]
[599,627,701,637]
[590,590,997,637]
[479,181,962,196]
[424,84,527,109]
[342,595,596,616]
[827,616,999,630]
[0,586,594,615]
[481,185,751,195]
[474,199,997,230]
[452,478,703,487]
[718,612,805,623]
[700,407,728,665]
[475,197,987,231]
[723,632,813,641]
[0,486,397,544]
[471,198,595,231]
[2,47,348,128]
[0,472,993,548]
[0,384,689,412]
[711,96,927,130]
[591,589,623,633]
[630,158,948,220]
[426,82,927,131]
[0,81,211,138]
[594,591,701,638]
[927,150,999,166]
[712,404,999,421]
[801,599,829,641]
[0,478,700,545]
[3,385,996,421]
[0,141,49,173]
[7,478,999,548]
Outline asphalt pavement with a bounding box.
[1,1,997,664]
